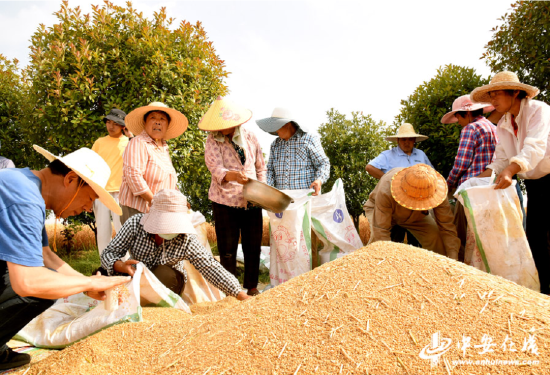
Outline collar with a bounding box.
[500,98,527,133]
[137,131,167,147]
[395,146,416,157]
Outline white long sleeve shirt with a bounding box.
[487,98,550,179]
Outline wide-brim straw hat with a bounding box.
[471,71,539,104]
[256,107,307,135]
[391,164,447,211]
[140,189,196,235]
[198,97,252,131]
[103,108,127,127]
[125,102,188,140]
[33,145,122,215]
[441,95,494,124]
[385,123,428,143]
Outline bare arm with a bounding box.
[476,169,493,178]
[365,164,384,180]
[42,246,84,277]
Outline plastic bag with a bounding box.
[310,179,363,265]
[267,189,312,286]
[455,177,540,292]
[16,263,190,348]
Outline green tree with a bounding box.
[393,65,489,178]
[483,1,550,103]
[318,109,389,230]
[25,1,229,218]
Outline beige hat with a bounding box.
[385,123,428,143]
[125,102,188,140]
[471,71,539,103]
[140,189,196,235]
[33,145,122,215]
[198,97,252,131]
[390,164,447,211]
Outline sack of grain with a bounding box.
[268,189,312,286]
[456,177,540,291]
[311,178,363,266]
[15,263,190,348]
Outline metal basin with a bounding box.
[243,179,294,213]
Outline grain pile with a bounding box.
[22,242,550,374]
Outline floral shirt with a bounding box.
[205,127,267,208]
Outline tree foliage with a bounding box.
[24,0,229,218]
[318,109,389,230]
[393,65,489,178]
[483,1,550,103]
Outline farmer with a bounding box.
[91,108,132,255]
[100,189,250,301]
[365,123,433,246]
[441,95,496,259]
[364,164,460,260]
[200,97,266,296]
[256,108,330,196]
[0,146,131,370]
[471,71,550,294]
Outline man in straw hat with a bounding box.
[441,95,497,260]
[364,164,460,260]
[366,123,433,246]
[256,108,330,196]
[101,189,250,301]
[471,71,550,294]
[0,146,131,370]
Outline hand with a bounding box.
[225,171,249,185]
[123,127,134,138]
[113,259,140,276]
[186,201,191,209]
[310,180,322,196]
[494,164,520,190]
[236,291,250,301]
[86,272,131,301]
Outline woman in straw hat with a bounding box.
[199,97,267,296]
[0,145,131,370]
[101,189,249,301]
[471,71,550,294]
[118,102,188,224]
[364,164,460,260]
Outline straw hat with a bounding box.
[471,71,539,103]
[103,108,127,127]
[441,95,494,124]
[198,97,252,131]
[125,102,188,140]
[385,123,428,143]
[256,107,307,135]
[390,164,447,211]
[140,189,196,235]
[33,145,122,215]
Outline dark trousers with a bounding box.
[524,175,550,294]
[212,202,262,289]
[391,225,420,247]
[0,262,55,347]
[152,265,185,295]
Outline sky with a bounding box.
[0,0,513,155]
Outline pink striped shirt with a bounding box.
[119,132,177,213]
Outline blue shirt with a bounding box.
[0,168,48,267]
[368,146,433,173]
[267,129,330,190]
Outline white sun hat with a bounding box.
[256,107,307,135]
[140,189,196,235]
[385,123,428,143]
[33,145,122,215]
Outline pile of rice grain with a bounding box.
[21,242,550,374]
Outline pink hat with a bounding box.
[140,190,196,235]
[441,95,494,124]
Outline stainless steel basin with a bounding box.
[243,179,294,213]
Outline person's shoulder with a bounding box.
[0,168,43,205]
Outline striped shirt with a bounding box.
[447,116,498,188]
[101,214,242,297]
[267,129,330,190]
[119,132,177,213]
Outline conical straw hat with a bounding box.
[198,97,252,131]
[391,164,447,211]
[125,102,188,140]
[471,71,539,104]
[385,123,428,143]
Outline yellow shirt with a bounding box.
[92,135,129,192]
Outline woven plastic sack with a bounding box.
[268,189,312,286]
[16,263,190,348]
[236,245,271,270]
[310,179,363,266]
[455,177,540,292]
